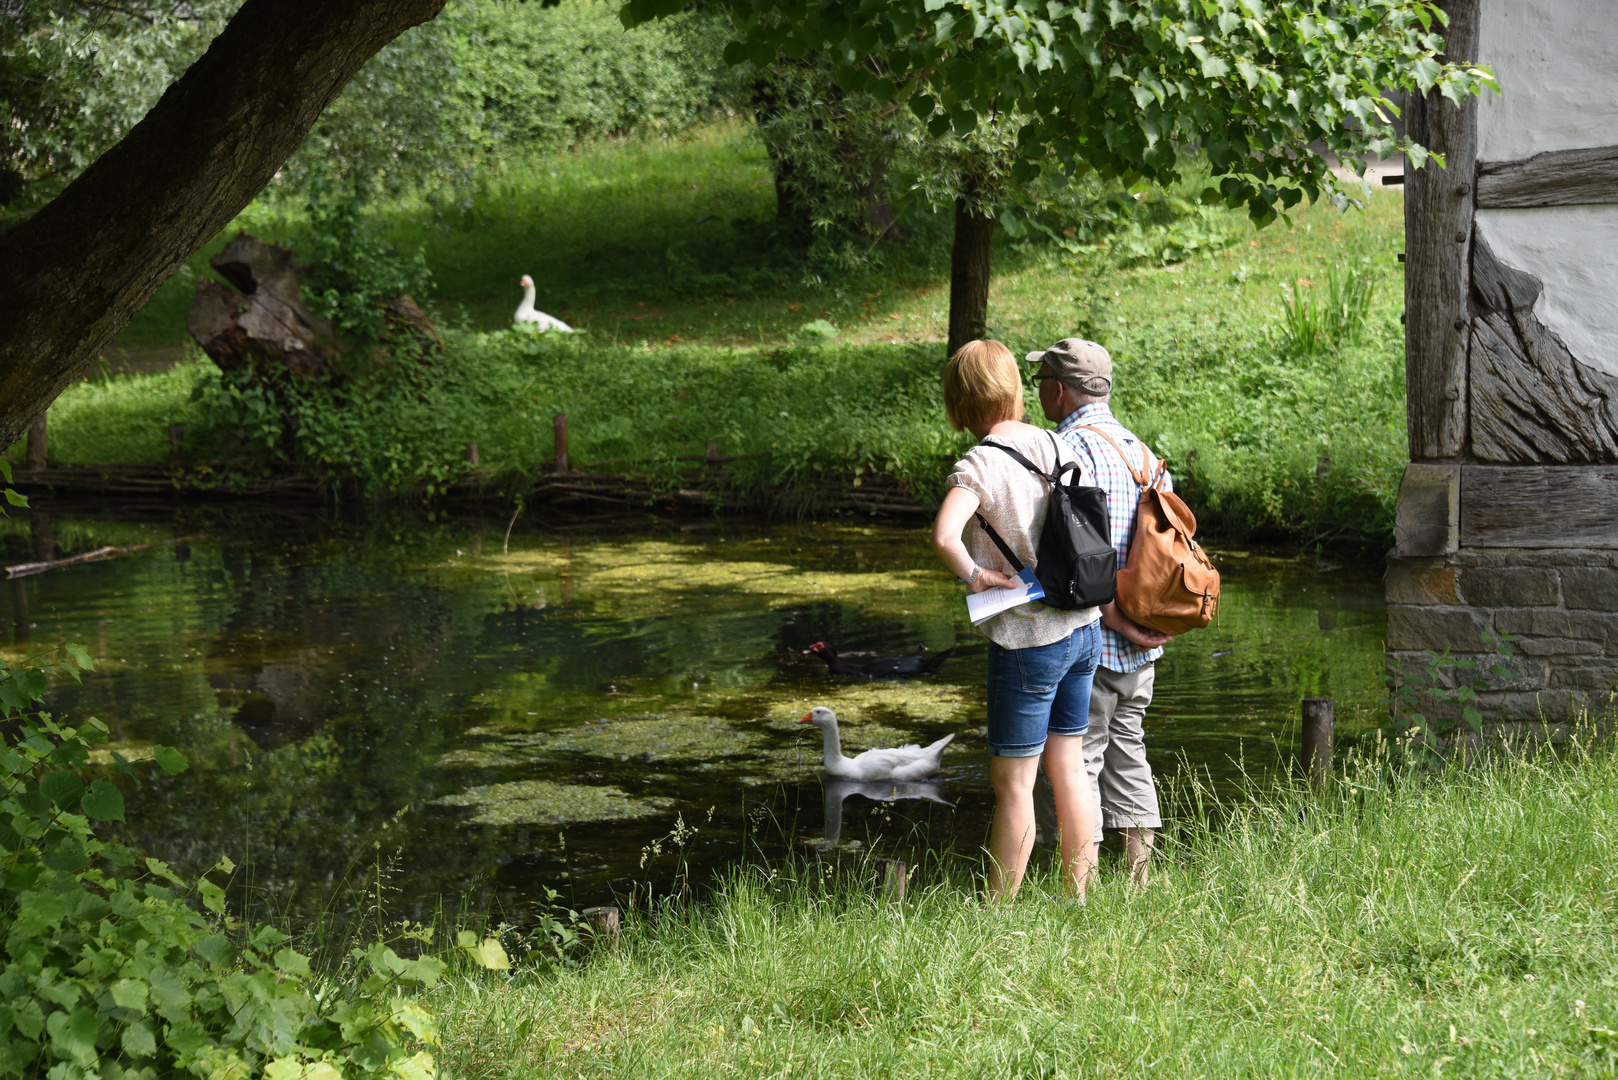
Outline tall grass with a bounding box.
[430,729,1618,1078]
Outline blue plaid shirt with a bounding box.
[1056,403,1173,674]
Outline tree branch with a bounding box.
[0,0,445,448]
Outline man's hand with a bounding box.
[1101,602,1172,648]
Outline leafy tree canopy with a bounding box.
[623,0,1495,225]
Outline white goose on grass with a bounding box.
[513,274,573,332]
[797,706,954,782]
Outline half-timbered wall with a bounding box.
[1389,0,1618,722]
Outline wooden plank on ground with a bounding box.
[1477,145,1618,208]
[1460,465,1618,548]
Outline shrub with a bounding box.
[0,648,444,1080]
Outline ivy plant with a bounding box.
[0,648,443,1080]
[624,0,1496,225]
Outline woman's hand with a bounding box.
[1101,601,1172,648]
[968,568,1019,594]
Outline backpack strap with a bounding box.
[980,433,1078,487]
[973,513,1027,575]
[973,433,1076,575]
[1076,425,1160,490]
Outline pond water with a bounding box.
[7,506,1386,925]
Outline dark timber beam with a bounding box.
[1477,145,1618,209]
[1403,0,1478,461]
[1460,465,1618,548]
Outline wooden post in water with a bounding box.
[25,413,47,470]
[875,857,907,903]
[1301,698,1335,791]
[581,905,620,945]
[553,413,569,474]
[705,441,720,469]
[168,423,185,458]
[464,442,479,466]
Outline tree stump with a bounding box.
[187,233,337,383]
[187,234,443,386]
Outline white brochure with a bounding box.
[966,568,1045,625]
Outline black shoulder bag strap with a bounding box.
[972,434,1075,573]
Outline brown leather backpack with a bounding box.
[1079,427,1220,636]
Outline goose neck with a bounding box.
[819,720,845,767]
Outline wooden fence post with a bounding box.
[875,857,907,903]
[553,413,569,474]
[25,413,47,471]
[464,442,479,466]
[1301,698,1335,791]
[581,905,620,945]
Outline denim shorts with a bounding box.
[985,621,1101,758]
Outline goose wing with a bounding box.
[844,744,927,780]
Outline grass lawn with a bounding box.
[57,123,1407,543]
[117,123,1404,353]
[430,734,1618,1079]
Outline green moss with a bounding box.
[434,780,674,826]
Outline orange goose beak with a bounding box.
[797,711,813,724]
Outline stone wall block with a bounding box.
[1493,608,1570,639]
[1565,612,1618,645]
[1475,690,1580,722]
[1457,567,1561,607]
[1387,605,1491,652]
[1549,665,1618,691]
[1515,637,1605,657]
[1560,567,1618,612]
[1386,560,1463,606]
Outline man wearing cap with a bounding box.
[1029,337,1173,885]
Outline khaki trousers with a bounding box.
[1084,663,1162,844]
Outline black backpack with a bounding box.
[976,432,1117,611]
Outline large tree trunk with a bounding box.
[947,188,996,358]
[0,0,444,451]
[750,76,816,243]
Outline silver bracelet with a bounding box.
[964,565,982,586]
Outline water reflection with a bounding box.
[817,778,954,849]
[2,505,1387,924]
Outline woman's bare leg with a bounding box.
[1042,734,1097,897]
[987,755,1041,900]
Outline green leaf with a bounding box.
[198,878,227,914]
[274,947,312,977]
[5,488,28,508]
[464,936,511,971]
[152,745,189,775]
[196,933,237,968]
[41,769,86,808]
[145,856,185,884]
[63,643,93,671]
[121,1020,158,1059]
[46,1005,101,1068]
[81,778,125,821]
[110,979,149,1013]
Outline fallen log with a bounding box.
[6,536,200,578]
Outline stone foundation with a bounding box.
[1386,548,1618,722]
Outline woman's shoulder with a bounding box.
[982,424,1064,461]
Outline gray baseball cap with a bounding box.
[1025,338,1113,394]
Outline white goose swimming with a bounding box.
[798,706,954,782]
[513,274,573,332]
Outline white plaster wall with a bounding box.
[1475,207,1618,376]
[1476,0,1618,162]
